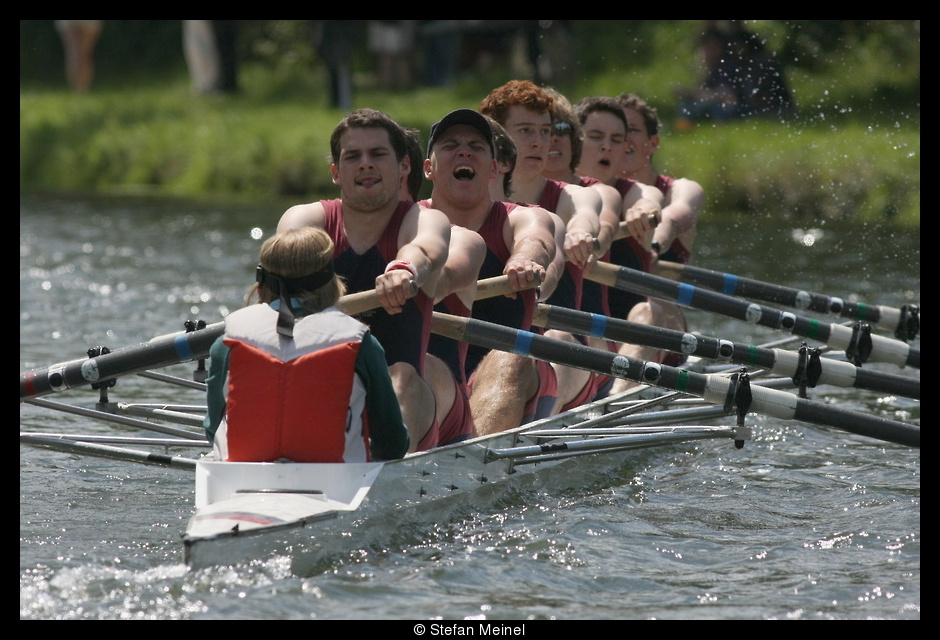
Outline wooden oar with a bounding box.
[20,275,535,401]
[531,303,920,399]
[430,312,919,448]
[337,274,529,316]
[584,261,920,370]
[652,259,920,341]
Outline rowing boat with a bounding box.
[180,384,743,572]
[20,267,919,574]
[20,320,748,572]
[20,307,918,574]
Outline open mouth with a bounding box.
[454,165,475,180]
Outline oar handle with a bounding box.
[336,280,419,316]
[474,274,540,300]
[613,217,657,243]
[337,275,538,316]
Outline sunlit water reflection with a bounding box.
[20,193,918,619]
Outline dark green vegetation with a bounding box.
[20,20,919,225]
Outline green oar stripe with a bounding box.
[744,345,762,366]
[853,302,869,322]
[801,319,826,341]
[675,369,690,392]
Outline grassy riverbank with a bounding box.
[19,21,919,226]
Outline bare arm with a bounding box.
[622,183,664,247]
[559,183,604,268]
[504,205,557,295]
[539,211,567,302]
[653,177,704,257]
[276,201,326,233]
[433,225,487,308]
[584,182,622,261]
[379,204,451,314]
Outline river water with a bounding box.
[20,192,919,620]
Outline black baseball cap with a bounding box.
[426,108,495,158]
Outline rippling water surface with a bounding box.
[20,193,919,620]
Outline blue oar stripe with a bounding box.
[677,283,695,307]
[722,274,738,296]
[173,334,196,361]
[512,331,534,357]
[590,313,607,338]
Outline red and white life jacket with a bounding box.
[215,304,371,463]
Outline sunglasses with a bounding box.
[552,121,574,136]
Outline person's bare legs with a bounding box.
[543,328,592,414]
[389,361,436,452]
[61,22,102,93]
[469,351,538,436]
[606,298,686,395]
[424,354,456,427]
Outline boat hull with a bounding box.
[183,388,686,572]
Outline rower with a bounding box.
[401,124,488,447]
[278,108,452,452]
[420,107,560,436]
[579,93,703,395]
[480,80,616,417]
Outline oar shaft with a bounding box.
[20,274,537,401]
[20,433,198,470]
[653,260,920,340]
[20,322,225,401]
[615,219,919,341]
[586,261,920,369]
[431,312,919,448]
[532,303,920,399]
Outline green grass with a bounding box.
[19,24,920,227]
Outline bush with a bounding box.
[19,20,919,225]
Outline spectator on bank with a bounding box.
[419,20,460,87]
[729,26,794,119]
[368,20,417,91]
[521,20,574,89]
[674,20,793,128]
[183,20,239,95]
[312,20,361,110]
[211,21,239,94]
[54,20,102,93]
